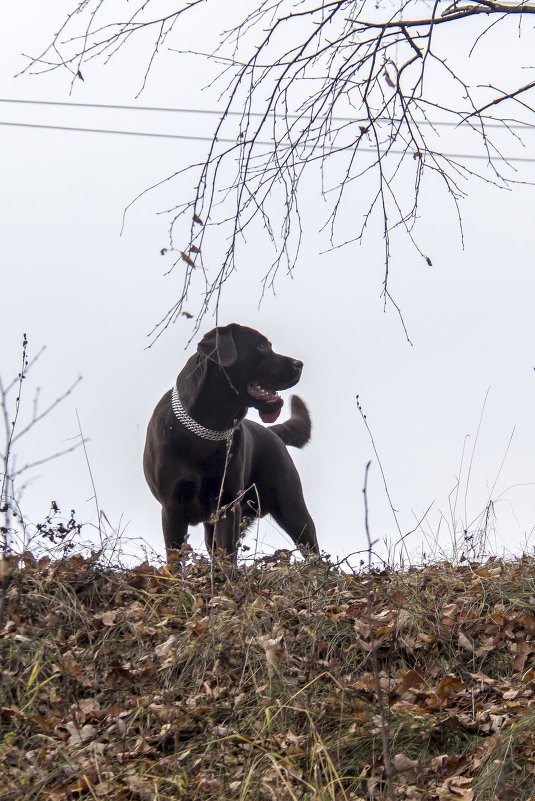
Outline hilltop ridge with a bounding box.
[1,550,535,800]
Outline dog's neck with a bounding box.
[176,353,248,432]
[171,386,235,441]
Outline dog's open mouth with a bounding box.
[247,381,284,423]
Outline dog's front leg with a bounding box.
[204,522,215,555]
[213,501,242,560]
[204,520,238,560]
[161,504,189,555]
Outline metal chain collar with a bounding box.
[171,384,235,442]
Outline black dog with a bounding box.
[143,323,318,558]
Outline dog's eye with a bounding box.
[258,342,267,351]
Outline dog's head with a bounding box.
[197,323,303,423]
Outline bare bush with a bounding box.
[0,335,83,552]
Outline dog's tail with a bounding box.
[268,395,312,448]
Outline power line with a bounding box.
[1,117,535,163]
[0,96,532,131]
[0,97,225,118]
[0,118,213,143]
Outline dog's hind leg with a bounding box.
[270,466,319,556]
[273,504,318,555]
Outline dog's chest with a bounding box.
[184,442,253,522]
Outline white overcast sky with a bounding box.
[1,2,535,566]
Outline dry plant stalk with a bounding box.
[363,460,394,800]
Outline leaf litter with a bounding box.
[1,549,535,800]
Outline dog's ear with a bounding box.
[197,326,238,367]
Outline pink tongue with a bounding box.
[259,408,281,424]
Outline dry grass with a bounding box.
[1,549,535,800]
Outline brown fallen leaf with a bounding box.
[127,775,156,800]
[259,633,285,676]
[100,610,118,626]
[186,615,210,636]
[436,675,465,701]
[207,595,236,610]
[437,776,474,800]
[398,668,426,692]
[154,634,180,659]
[511,639,534,672]
[457,630,474,651]
[60,659,92,687]
[392,752,419,778]
[180,251,196,267]
[522,667,535,683]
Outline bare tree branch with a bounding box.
[24,0,535,337]
[10,439,88,480]
[12,375,83,444]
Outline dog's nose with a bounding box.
[293,359,303,371]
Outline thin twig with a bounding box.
[363,461,394,800]
[75,410,102,543]
[1,334,28,548]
